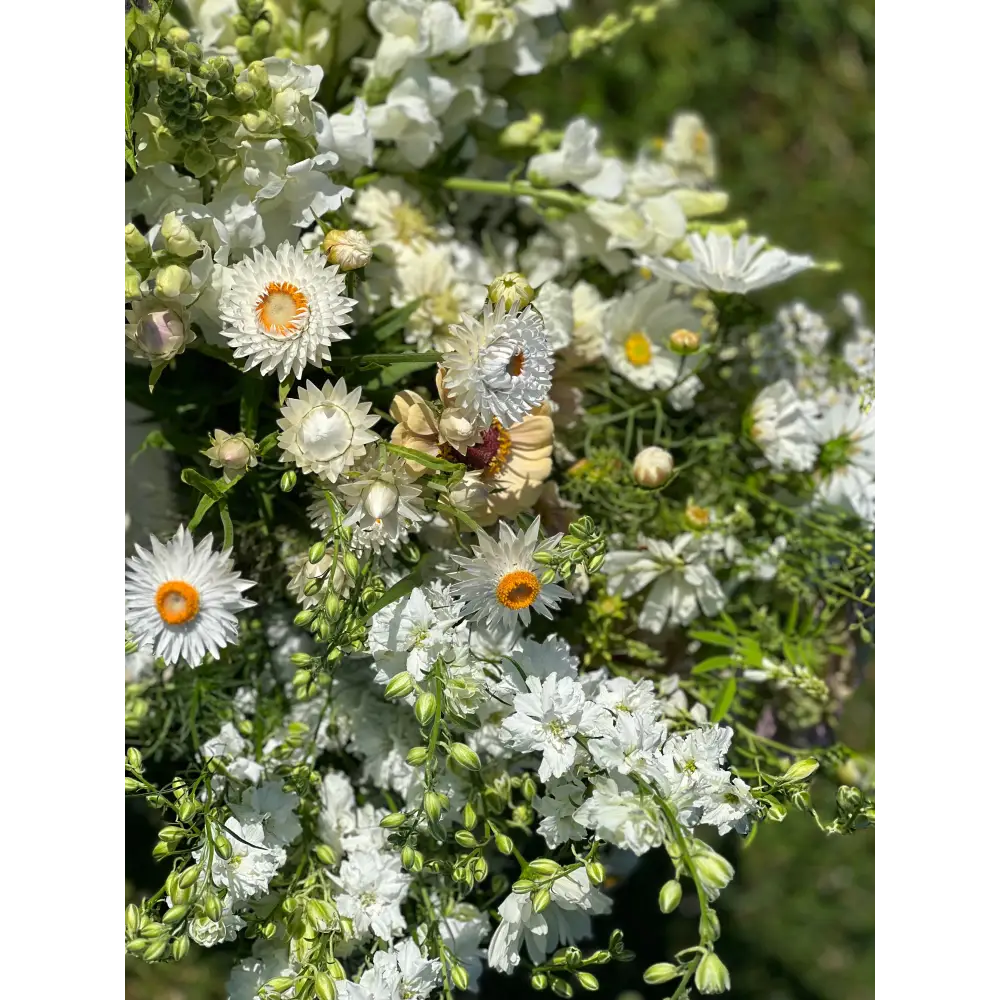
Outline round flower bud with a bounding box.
[658,879,682,913]
[643,963,681,985]
[632,446,675,487]
[126,264,142,300]
[246,60,270,89]
[154,264,192,299]
[488,271,535,310]
[668,328,701,354]
[500,112,544,148]
[202,430,258,481]
[384,671,415,700]
[322,229,373,271]
[160,212,201,257]
[233,81,256,103]
[126,306,191,362]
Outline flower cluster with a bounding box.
[125,3,874,998]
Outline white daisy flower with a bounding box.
[441,299,554,431]
[276,379,380,484]
[124,526,256,667]
[604,280,705,407]
[218,242,356,381]
[642,232,814,294]
[748,380,819,472]
[603,534,725,632]
[812,395,875,522]
[337,446,428,551]
[448,517,569,627]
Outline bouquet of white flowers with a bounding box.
[124,2,874,997]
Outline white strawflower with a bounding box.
[633,446,675,487]
[441,300,554,430]
[812,395,875,522]
[125,526,256,667]
[604,534,725,632]
[219,242,356,380]
[749,380,819,472]
[277,379,380,484]
[337,446,428,551]
[643,232,814,294]
[449,517,569,627]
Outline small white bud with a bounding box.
[322,229,373,271]
[632,446,675,487]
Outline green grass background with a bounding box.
[126,2,874,996]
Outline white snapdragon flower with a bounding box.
[749,379,820,472]
[334,849,411,941]
[316,98,375,174]
[588,193,687,257]
[604,534,726,631]
[368,0,469,78]
[528,118,625,198]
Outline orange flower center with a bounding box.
[155,580,200,625]
[255,282,308,336]
[507,351,525,377]
[495,570,541,610]
[624,331,652,366]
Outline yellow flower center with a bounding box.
[256,282,308,336]
[692,128,710,156]
[686,504,711,529]
[638,266,653,281]
[495,570,541,610]
[507,351,525,377]
[155,580,200,625]
[392,204,435,245]
[624,331,653,366]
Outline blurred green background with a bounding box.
[126,1,874,996]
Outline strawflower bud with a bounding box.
[322,229,373,271]
[488,271,535,309]
[632,446,675,487]
[126,307,191,363]
[202,430,257,480]
[668,328,701,354]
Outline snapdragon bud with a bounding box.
[246,60,270,89]
[154,264,191,299]
[125,224,151,262]
[668,328,701,354]
[233,81,256,103]
[488,271,535,309]
[632,446,675,487]
[126,264,141,300]
[322,229,373,271]
[500,112,544,147]
[127,308,190,362]
[160,212,201,257]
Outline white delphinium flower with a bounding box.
[334,849,411,941]
[277,379,380,483]
[574,775,666,855]
[317,770,358,861]
[487,868,611,972]
[749,380,820,472]
[188,899,246,948]
[811,395,875,521]
[498,634,579,694]
[367,587,465,683]
[499,673,603,781]
[377,938,442,1000]
[587,711,669,777]
[368,0,469,77]
[198,817,286,902]
[231,780,302,848]
[441,300,554,430]
[587,193,687,257]
[218,242,355,381]
[603,281,705,408]
[449,517,569,627]
[591,676,661,725]
[391,243,483,349]
[226,942,296,1000]
[665,724,734,774]
[534,775,589,848]
[125,526,256,667]
[338,447,428,550]
[696,772,759,835]
[528,118,625,198]
[604,534,725,631]
[199,722,264,785]
[642,232,814,294]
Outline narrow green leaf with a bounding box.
[386,443,465,473]
[278,377,294,407]
[689,630,740,649]
[188,493,216,531]
[130,429,174,464]
[710,676,738,723]
[240,378,263,438]
[691,655,734,676]
[372,299,424,341]
[437,501,480,533]
[148,363,167,392]
[366,359,438,389]
[219,501,234,551]
[180,468,224,500]
[365,555,428,620]
[257,431,278,456]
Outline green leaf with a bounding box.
[365,359,438,389]
[691,655,734,676]
[180,468,224,500]
[219,501,234,550]
[365,555,428,620]
[278,377,294,406]
[130,429,174,464]
[148,363,167,392]
[385,443,465,473]
[689,630,740,649]
[240,378,263,438]
[372,299,424,341]
[188,493,217,531]
[710,676,738,723]
[258,431,279,456]
[436,501,480,533]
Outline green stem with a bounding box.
[440,176,588,210]
[325,352,442,366]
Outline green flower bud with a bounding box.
[232,14,252,35]
[450,964,470,991]
[343,551,360,577]
[499,112,544,148]
[449,743,482,771]
[125,263,142,300]
[380,811,408,829]
[472,857,488,882]
[144,940,169,962]
[293,608,314,628]
[512,878,535,893]
[531,887,551,912]
[487,271,535,310]
[125,904,141,935]
[414,691,437,726]
[385,672,415,700]
[495,833,514,855]
[246,60,270,89]
[454,830,477,849]
[530,972,548,991]
[241,110,277,133]
[551,977,573,998]
[585,861,605,886]
[184,144,216,178]
[314,842,336,865]
[837,785,865,812]
[125,223,151,262]
[540,568,557,585]
[126,747,143,772]
[691,844,734,893]
[281,470,297,492]
[521,776,537,801]
[643,963,680,985]
[233,81,256,103]
[658,879,682,913]
[125,938,148,955]
[700,907,721,942]
[778,756,819,784]
[694,952,731,994]
[266,979,295,994]
[527,858,561,876]
[765,800,788,823]
[324,591,341,617]
[406,746,429,766]
[154,264,191,299]
[575,972,599,991]
[314,971,336,1000]
[461,802,477,829]
[308,541,327,564]
[213,834,233,860]
[423,790,442,822]
[171,936,190,961]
